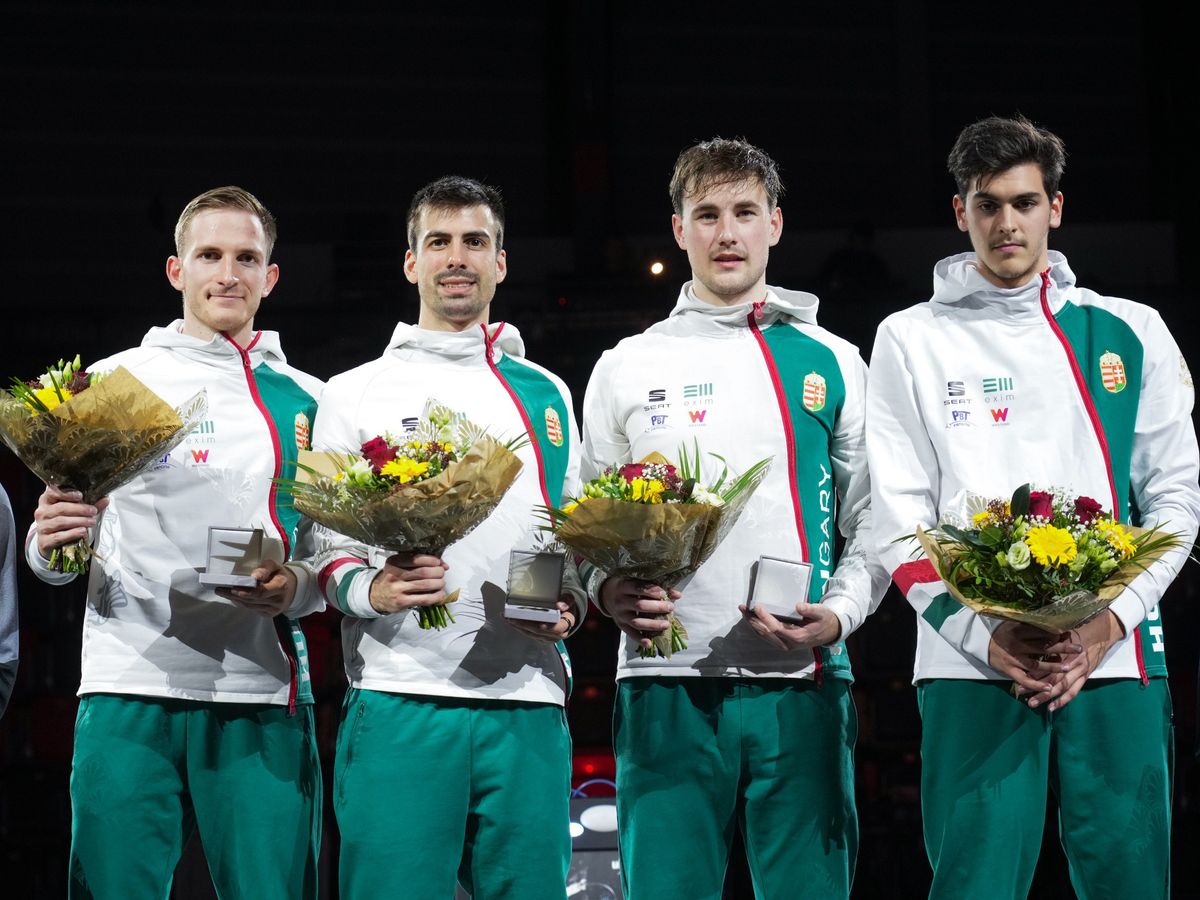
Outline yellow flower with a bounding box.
[380,457,430,483]
[1024,525,1078,566]
[1095,520,1135,559]
[630,477,665,504]
[972,510,992,526]
[27,386,72,415]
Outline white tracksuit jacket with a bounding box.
[582,283,890,682]
[26,323,324,706]
[313,322,583,707]
[867,252,1200,682]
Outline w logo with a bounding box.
[688,410,707,424]
[190,449,211,464]
[990,408,1009,423]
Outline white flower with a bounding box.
[1006,542,1031,571]
[689,485,725,507]
[345,457,376,485]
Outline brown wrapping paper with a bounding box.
[553,456,771,657]
[290,437,524,554]
[915,524,1175,633]
[0,366,208,501]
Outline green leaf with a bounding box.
[1010,483,1031,518]
[978,525,1006,548]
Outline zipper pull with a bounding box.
[752,300,765,320]
[481,322,496,362]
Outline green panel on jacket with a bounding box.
[495,356,571,504]
[1055,300,1163,676]
[252,362,319,550]
[759,323,852,679]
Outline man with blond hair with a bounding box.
[30,186,324,899]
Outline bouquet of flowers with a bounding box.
[543,445,772,658]
[0,355,208,572]
[915,483,1182,631]
[277,400,526,629]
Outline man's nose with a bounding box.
[718,212,736,243]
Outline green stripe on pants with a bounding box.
[69,694,321,900]
[918,677,1171,900]
[614,677,857,900]
[334,688,572,900]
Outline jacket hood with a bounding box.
[384,321,526,361]
[141,321,287,363]
[930,250,1076,316]
[656,282,819,332]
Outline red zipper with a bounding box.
[221,330,299,712]
[1035,273,1145,682]
[746,303,821,684]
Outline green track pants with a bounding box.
[69,694,321,900]
[918,678,1172,900]
[334,688,572,900]
[614,677,858,900]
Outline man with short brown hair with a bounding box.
[582,138,888,899]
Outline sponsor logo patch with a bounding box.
[946,381,966,397]
[990,408,1009,423]
[982,376,1014,394]
[1100,351,1126,393]
[190,448,211,464]
[401,416,419,432]
[294,412,311,451]
[802,372,826,412]
[683,383,713,399]
[545,407,564,447]
[648,414,669,430]
[648,388,667,403]
[687,409,707,424]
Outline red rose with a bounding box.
[1028,491,1054,519]
[361,436,398,474]
[619,463,647,481]
[1073,496,1105,524]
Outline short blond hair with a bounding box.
[174,186,277,259]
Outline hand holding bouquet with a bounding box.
[0,356,207,572]
[916,483,1182,632]
[278,400,526,629]
[543,444,771,658]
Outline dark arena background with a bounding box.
[2,3,1198,897]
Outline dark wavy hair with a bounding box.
[948,115,1067,198]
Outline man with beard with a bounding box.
[313,176,584,900]
[867,115,1200,899]
[28,186,324,898]
[580,138,889,899]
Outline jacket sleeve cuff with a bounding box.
[283,562,324,618]
[960,613,1002,666]
[344,568,385,619]
[1107,590,1143,638]
[24,527,77,586]
[819,593,857,642]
